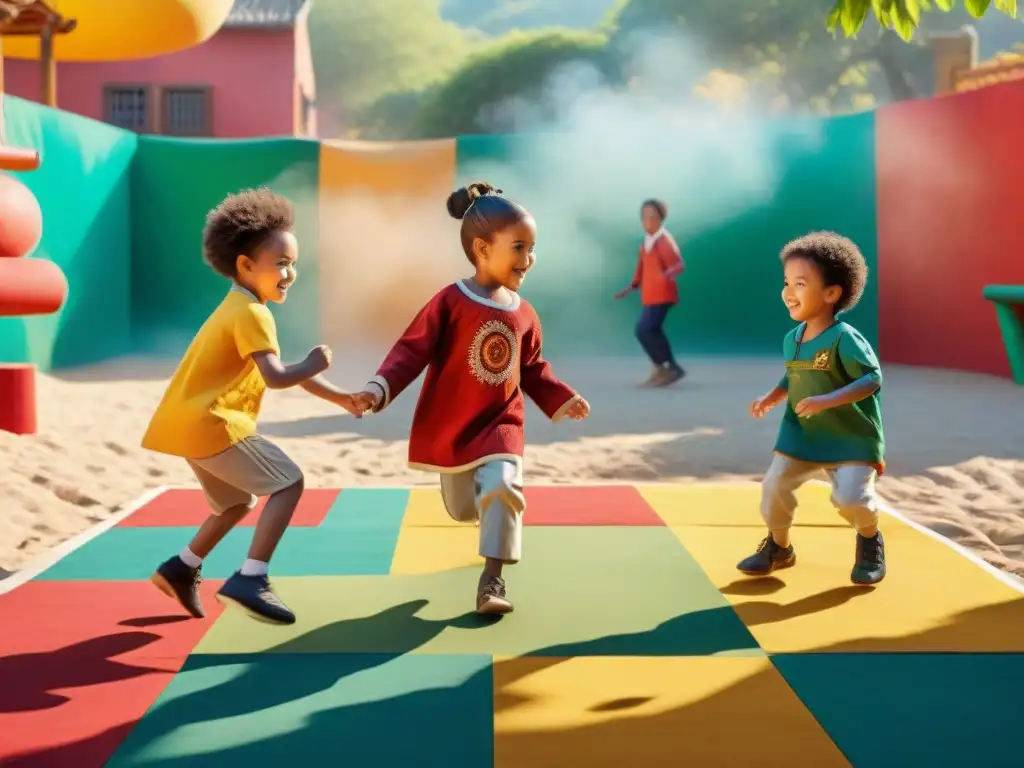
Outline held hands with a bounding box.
[566,397,591,420]
[304,345,332,375]
[350,390,379,415]
[332,393,364,419]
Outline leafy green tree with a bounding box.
[413,29,618,138]
[828,0,1017,41]
[605,0,913,110]
[308,0,473,134]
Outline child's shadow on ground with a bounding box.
[131,600,493,732]
[0,631,168,713]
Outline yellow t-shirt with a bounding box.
[142,287,280,459]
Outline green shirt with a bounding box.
[774,321,885,467]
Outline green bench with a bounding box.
[983,284,1024,385]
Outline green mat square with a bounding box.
[772,652,1024,766]
[105,653,493,766]
[34,524,400,581]
[194,527,760,658]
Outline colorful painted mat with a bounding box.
[2,483,1023,767]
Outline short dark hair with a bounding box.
[203,187,295,278]
[780,231,868,314]
[447,181,529,263]
[641,198,667,221]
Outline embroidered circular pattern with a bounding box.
[469,319,517,385]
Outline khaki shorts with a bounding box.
[188,436,303,514]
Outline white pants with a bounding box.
[439,459,525,563]
[761,454,879,533]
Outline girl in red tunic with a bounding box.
[351,182,590,614]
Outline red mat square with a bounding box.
[118,488,339,527]
[523,486,665,526]
[0,580,225,766]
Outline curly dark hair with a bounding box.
[780,231,868,314]
[202,187,295,278]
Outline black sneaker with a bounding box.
[217,572,295,625]
[476,576,513,615]
[151,556,204,618]
[737,535,796,576]
[851,531,886,585]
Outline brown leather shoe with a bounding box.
[653,365,685,387]
[641,365,665,387]
[476,576,514,614]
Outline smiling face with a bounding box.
[473,214,537,292]
[782,255,842,322]
[236,230,298,304]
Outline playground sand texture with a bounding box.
[2,354,1022,581]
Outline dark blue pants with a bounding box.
[635,303,677,367]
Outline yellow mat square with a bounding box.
[492,655,849,767]
[642,486,1024,652]
[401,488,465,528]
[391,526,483,574]
[639,481,841,527]
[391,488,483,574]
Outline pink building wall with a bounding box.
[3,25,314,138]
[293,6,317,137]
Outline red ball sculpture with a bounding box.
[0,146,69,435]
[0,169,43,258]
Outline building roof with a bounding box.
[225,0,308,28]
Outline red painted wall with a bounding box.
[3,28,297,138]
[876,79,1024,378]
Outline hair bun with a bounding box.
[446,181,502,220]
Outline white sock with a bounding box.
[178,547,202,569]
[240,558,268,577]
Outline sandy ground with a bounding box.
[1,354,1022,580]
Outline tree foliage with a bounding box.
[309,0,1020,138]
[828,0,1017,41]
[413,29,618,138]
[308,0,472,129]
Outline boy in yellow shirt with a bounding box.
[143,188,359,625]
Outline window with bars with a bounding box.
[103,86,150,132]
[162,87,211,137]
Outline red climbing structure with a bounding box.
[0,145,68,434]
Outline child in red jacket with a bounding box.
[614,199,685,387]
[352,182,590,615]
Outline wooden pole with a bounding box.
[39,18,54,107]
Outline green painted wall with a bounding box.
[130,137,321,358]
[1,100,876,373]
[0,96,136,370]
[455,112,878,359]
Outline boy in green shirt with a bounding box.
[740,232,886,585]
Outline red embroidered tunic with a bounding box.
[367,281,579,473]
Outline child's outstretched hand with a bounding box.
[350,390,379,415]
[566,397,590,420]
[749,396,775,419]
